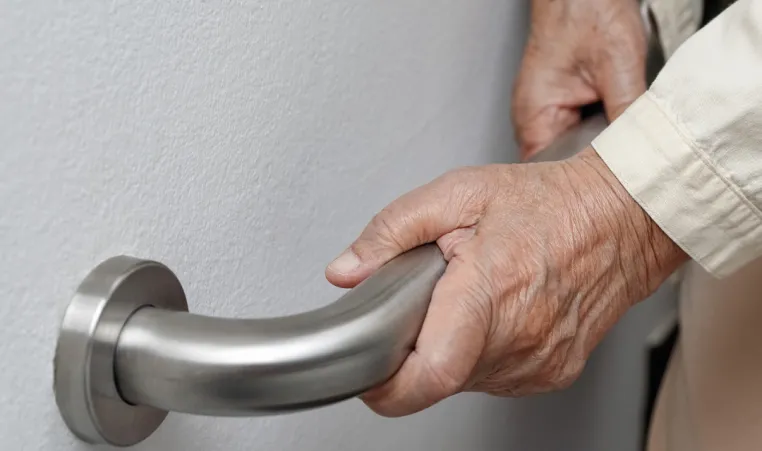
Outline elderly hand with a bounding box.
[512,0,647,159]
[325,149,686,417]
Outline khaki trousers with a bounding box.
[647,259,762,451]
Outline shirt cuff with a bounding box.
[591,93,762,278]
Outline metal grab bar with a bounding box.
[115,245,446,417]
[54,9,664,448]
[51,120,605,448]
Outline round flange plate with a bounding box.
[53,256,188,447]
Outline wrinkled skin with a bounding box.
[326,149,687,417]
[512,0,648,159]
[324,0,676,418]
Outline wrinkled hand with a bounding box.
[325,149,686,417]
[513,0,647,159]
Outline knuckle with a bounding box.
[373,207,405,242]
[459,278,495,332]
[550,362,585,390]
[356,207,408,257]
[438,166,481,187]
[546,353,586,390]
[440,168,494,220]
[425,361,468,399]
[447,253,496,322]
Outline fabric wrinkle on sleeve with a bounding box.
[592,0,762,278]
[592,93,762,279]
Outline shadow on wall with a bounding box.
[481,4,529,165]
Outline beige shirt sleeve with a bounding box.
[592,0,762,278]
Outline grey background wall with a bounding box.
[0,1,675,450]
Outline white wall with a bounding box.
[0,1,675,450]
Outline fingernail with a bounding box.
[328,250,362,275]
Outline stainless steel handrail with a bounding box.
[115,244,446,416]
[54,8,664,448]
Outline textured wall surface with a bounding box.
[0,1,675,450]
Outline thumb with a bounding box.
[512,66,598,160]
[596,57,646,121]
[325,169,491,288]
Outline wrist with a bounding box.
[571,148,688,297]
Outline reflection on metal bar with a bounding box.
[53,11,664,449]
[115,245,445,417]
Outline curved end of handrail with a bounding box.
[114,244,446,416]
